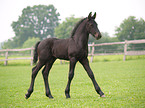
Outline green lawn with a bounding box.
[0,59,145,107]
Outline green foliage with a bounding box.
[115,16,145,41]
[0,42,3,49]
[22,37,40,48]
[2,39,16,49]
[55,16,81,39]
[0,59,145,107]
[9,5,60,48]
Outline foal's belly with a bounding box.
[53,50,69,60]
[52,39,69,60]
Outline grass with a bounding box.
[91,55,145,62]
[0,58,145,107]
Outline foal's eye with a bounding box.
[89,24,93,27]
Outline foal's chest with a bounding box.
[68,45,88,60]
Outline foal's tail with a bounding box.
[33,41,41,64]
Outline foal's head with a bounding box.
[86,12,102,40]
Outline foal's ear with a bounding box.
[92,12,96,19]
[88,12,92,20]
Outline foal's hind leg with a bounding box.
[25,62,44,99]
[42,58,56,99]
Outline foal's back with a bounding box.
[37,38,70,61]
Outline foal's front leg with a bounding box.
[65,57,77,98]
[79,58,105,97]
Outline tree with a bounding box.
[11,5,60,47]
[2,38,17,49]
[22,37,40,48]
[54,16,81,39]
[115,16,145,41]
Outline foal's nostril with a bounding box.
[100,34,102,38]
[94,32,102,40]
[98,33,102,38]
[96,33,102,40]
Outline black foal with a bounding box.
[25,12,105,99]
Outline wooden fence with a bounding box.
[0,39,145,65]
[88,39,145,62]
[0,47,34,66]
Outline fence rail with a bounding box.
[0,39,145,65]
[88,39,145,62]
[0,47,34,66]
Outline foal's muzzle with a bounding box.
[94,32,102,40]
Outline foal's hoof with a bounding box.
[100,95,106,97]
[46,94,54,99]
[25,94,30,99]
[49,96,54,99]
[66,94,71,98]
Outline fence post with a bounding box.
[123,40,127,61]
[90,42,95,63]
[88,45,91,53]
[60,60,65,64]
[31,46,34,66]
[4,50,8,65]
[60,60,62,64]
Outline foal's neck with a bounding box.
[73,20,89,49]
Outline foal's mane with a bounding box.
[71,18,87,38]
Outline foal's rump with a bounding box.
[37,38,57,61]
